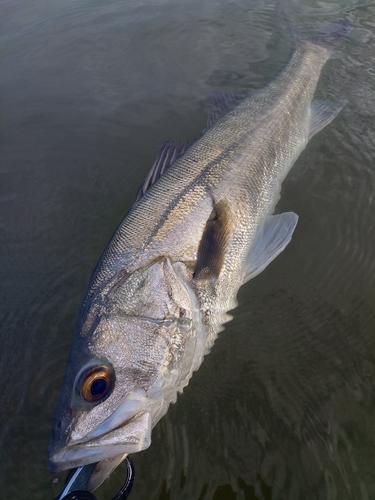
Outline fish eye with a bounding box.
[77,364,115,403]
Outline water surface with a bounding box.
[1,0,375,499]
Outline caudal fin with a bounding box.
[288,19,353,57]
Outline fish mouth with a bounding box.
[48,410,152,473]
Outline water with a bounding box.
[1,0,375,498]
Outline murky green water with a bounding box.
[2,0,375,498]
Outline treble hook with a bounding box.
[57,456,134,500]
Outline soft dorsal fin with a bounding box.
[207,91,247,127]
[134,140,192,204]
[194,199,231,281]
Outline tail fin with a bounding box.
[288,19,353,57]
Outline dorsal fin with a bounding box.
[207,91,247,127]
[194,199,231,281]
[134,140,192,204]
[133,93,247,206]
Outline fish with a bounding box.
[48,19,352,490]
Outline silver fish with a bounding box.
[48,20,351,490]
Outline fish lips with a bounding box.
[48,411,152,472]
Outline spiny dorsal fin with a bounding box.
[134,140,192,204]
[207,91,247,127]
[133,93,248,206]
[194,199,231,281]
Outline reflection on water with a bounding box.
[1,0,375,499]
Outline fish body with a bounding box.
[49,20,351,490]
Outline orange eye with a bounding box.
[79,365,114,403]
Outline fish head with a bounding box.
[48,316,155,474]
[48,258,205,485]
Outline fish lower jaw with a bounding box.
[49,441,139,472]
[49,412,151,472]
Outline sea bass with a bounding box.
[49,20,351,490]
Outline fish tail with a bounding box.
[287,18,353,57]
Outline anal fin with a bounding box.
[308,99,345,140]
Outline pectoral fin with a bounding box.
[243,212,298,283]
[308,99,345,140]
[194,199,231,281]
